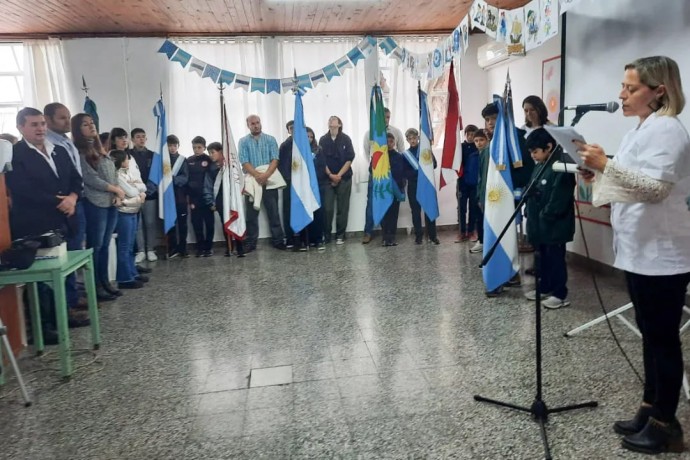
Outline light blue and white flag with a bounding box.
[290,91,321,233]
[482,95,519,292]
[416,89,439,221]
[150,99,177,233]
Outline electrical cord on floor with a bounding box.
[574,200,644,384]
[0,348,104,401]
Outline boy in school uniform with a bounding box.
[187,136,215,257]
[523,128,575,309]
[165,135,190,258]
[457,124,480,243]
[202,142,245,257]
[471,129,489,255]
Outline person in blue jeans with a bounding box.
[111,150,147,289]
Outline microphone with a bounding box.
[564,101,619,113]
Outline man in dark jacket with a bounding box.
[278,120,295,247]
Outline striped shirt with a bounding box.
[238,132,279,169]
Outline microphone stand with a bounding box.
[473,141,597,460]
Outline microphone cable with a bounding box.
[572,198,644,384]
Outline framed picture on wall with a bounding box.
[542,55,561,123]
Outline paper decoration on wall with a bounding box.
[250,78,266,93]
[538,0,559,44]
[219,70,235,86]
[170,48,191,68]
[497,9,510,44]
[559,0,582,13]
[506,7,526,54]
[159,40,178,59]
[470,0,487,32]
[461,17,470,55]
[485,3,499,39]
[524,0,542,51]
[202,64,221,82]
[234,75,250,91]
[189,58,205,76]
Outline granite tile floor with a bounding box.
[2,234,690,459]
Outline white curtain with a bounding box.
[168,37,367,160]
[23,39,72,111]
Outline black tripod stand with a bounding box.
[473,144,597,460]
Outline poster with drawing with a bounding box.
[538,0,559,44]
[485,4,499,39]
[462,17,470,55]
[470,0,487,32]
[505,7,526,54]
[524,0,542,51]
[497,9,510,44]
[542,56,561,123]
[559,0,581,13]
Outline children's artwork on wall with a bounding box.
[497,9,509,44]
[506,8,526,54]
[524,0,542,51]
[485,4,499,39]
[461,17,470,54]
[470,0,487,32]
[538,0,559,44]
[559,0,580,13]
[542,55,561,123]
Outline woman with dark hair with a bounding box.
[522,95,552,134]
[108,127,129,151]
[306,127,327,250]
[72,114,124,301]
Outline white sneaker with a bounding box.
[469,242,483,253]
[336,238,345,245]
[542,296,571,309]
[524,290,548,301]
[146,250,158,262]
[135,252,146,263]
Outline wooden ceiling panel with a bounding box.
[0,0,531,37]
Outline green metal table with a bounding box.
[0,249,101,381]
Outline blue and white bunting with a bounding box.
[158,40,178,59]
[266,79,281,94]
[234,75,250,91]
[309,70,327,87]
[322,63,340,81]
[250,78,266,93]
[170,48,191,68]
[219,70,236,86]
[189,58,206,76]
[379,37,397,55]
[335,56,353,71]
[202,64,221,82]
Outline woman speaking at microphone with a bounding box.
[578,56,690,455]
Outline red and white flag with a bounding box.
[440,61,463,189]
[221,104,246,240]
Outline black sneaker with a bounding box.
[136,265,152,274]
[202,250,213,257]
[168,252,180,259]
[274,242,287,250]
[415,237,423,245]
[180,252,190,259]
[135,275,149,283]
[430,238,440,245]
[118,280,144,289]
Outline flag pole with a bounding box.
[159,82,170,260]
[291,69,309,249]
[218,81,234,255]
[81,75,89,96]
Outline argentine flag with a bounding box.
[290,91,321,233]
[482,95,519,292]
[417,89,440,221]
[150,98,177,233]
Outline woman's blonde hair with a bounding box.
[625,56,685,116]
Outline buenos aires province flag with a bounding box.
[482,95,519,292]
[290,91,321,233]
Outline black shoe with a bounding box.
[525,267,536,276]
[486,287,503,298]
[169,252,180,259]
[614,405,655,436]
[102,282,122,297]
[180,252,190,259]
[136,265,152,274]
[96,287,117,301]
[202,250,213,257]
[505,274,522,287]
[195,251,203,257]
[135,275,149,283]
[68,311,91,328]
[274,242,287,250]
[224,250,231,257]
[415,237,423,245]
[622,417,684,455]
[28,329,59,346]
[430,238,440,245]
[118,280,144,289]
